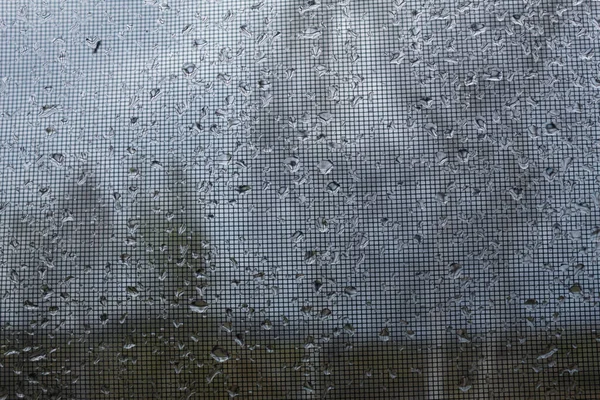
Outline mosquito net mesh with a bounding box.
[1,0,600,398]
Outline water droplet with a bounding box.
[326,181,340,193]
[435,151,448,166]
[150,88,161,100]
[128,167,140,178]
[470,22,486,36]
[210,346,230,362]
[29,352,46,362]
[537,347,558,360]
[474,117,487,132]
[302,381,315,394]
[424,122,438,137]
[317,160,333,175]
[40,104,58,117]
[189,299,209,313]
[123,337,136,349]
[220,322,233,333]
[261,319,273,330]
[182,62,196,75]
[23,301,38,311]
[284,156,300,172]
[379,327,390,342]
[458,377,472,392]
[448,263,462,279]
[317,112,333,124]
[545,122,560,135]
[214,153,232,166]
[234,333,245,347]
[569,283,582,294]
[457,148,471,163]
[509,187,523,201]
[237,185,252,194]
[389,52,405,64]
[298,27,322,40]
[483,68,503,81]
[291,230,304,244]
[50,153,64,165]
[320,308,332,320]
[456,329,471,343]
[299,0,321,14]
[343,323,356,336]
[543,167,556,181]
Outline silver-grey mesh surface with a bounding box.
[1,0,600,398]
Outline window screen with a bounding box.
[1,0,600,399]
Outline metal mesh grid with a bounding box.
[1,0,600,398]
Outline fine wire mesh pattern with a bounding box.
[1,0,600,399]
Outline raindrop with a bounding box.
[123,337,136,349]
[50,153,65,165]
[234,333,245,347]
[448,263,462,279]
[214,153,232,166]
[457,148,470,163]
[470,22,486,36]
[317,112,333,124]
[474,117,487,132]
[182,63,196,75]
[313,279,324,292]
[210,346,230,362]
[458,377,472,392]
[299,0,321,14]
[379,327,391,342]
[257,79,271,90]
[23,301,39,311]
[283,156,300,172]
[29,352,46,362]
[509,187,523,201]
[189,299,209,314]
[320,308,332,320]
[537,347,558,360]
[261,319,273,330]
[524,298,538,307]
[343,323,356,336]
[545,122,560,135]
[237,185,252,194]
[317,160,333,175]
[302,381,315,394]
[569,283,582,294]
[150,88,161,100]
[326,181,340,193]
[543,167,556,181]
[456,329,471,343]
[424,122,437,137]
[298,27,322,40]
[435,151,448,166]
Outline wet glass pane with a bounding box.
[1,0,600,398]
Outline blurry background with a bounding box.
[1,0,600,398]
